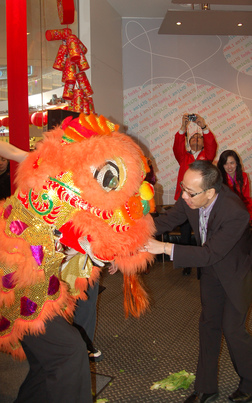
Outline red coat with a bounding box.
[226,171,252,220]
[173,130,217,200]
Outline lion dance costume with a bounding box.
[0,113,156,360]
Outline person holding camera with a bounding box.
[172,114,217,276]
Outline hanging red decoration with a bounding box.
[88,97,95,113]
[43,112,48,126]
[78,42,87,55]
[67,34,82,63]
[57,0,75,25]
[31,112,48,128]
[76,53,89,72]
[64,57,76,83]
[53,42,68,71]
[76,72,93,96]
[62,82,75,100]
[83,98,90,115]
[45,28,72,41]
[46,1,94,114]
[72,89,84,113]
[2,117,10,128]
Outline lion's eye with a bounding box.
[92,161,120,192]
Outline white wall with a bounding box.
[122,19,252,204]
[78,0,91,83]
[89,0,123,128]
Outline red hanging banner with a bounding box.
[6,0,30,191]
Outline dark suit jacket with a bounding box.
[154,185,252,313]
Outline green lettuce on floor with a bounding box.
[151,370,195,391]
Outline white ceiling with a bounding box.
[106,0,252,35]
[107,0,252,18]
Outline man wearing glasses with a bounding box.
[146,160,252,403]
[173,114,217,276]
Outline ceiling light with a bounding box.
[176,21,182,25]
[202,4,210,10]
[237,23,243,26]
[159,10,252,35]
[172,0,252,4]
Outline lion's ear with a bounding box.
[14,128,65,192]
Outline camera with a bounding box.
[188,114,197,122]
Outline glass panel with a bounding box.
[0,0,79,145]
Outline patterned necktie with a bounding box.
[199,211,207,245]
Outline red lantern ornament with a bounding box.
[45,28,72,41]
[76,53,89,72]
[1,117,10,128]
[62,65,67,83]
[78,40,87,55]
[62,82,75,100]
[72,89,84,113]
[31,112,48,128]
[67,34,82,63]
[83,98,90,115]
[88,96,95,113]
[57,0,75,25]
[64,58,76,84]
[76,72,93,96]
[43,111,48,126]
[53,42,68,71]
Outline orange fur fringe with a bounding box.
[123,274,150,318]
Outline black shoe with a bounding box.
[183,267,192,276]
[88,348,103,362]
[184,391,219,403]
[228,389,252,402]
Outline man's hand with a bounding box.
[180,114,190,132]
[144,238,173,255]
[195,114,207,129]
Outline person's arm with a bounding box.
[202,129,217,161]
[173,132,188,164]
[195,115,217,161]
[172,199,249,269]
[173,114,190,163]
[0,141,28,163]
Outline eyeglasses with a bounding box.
[180,182,207,198]
[190,134,203,141]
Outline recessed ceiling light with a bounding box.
[176,21,182,25]
[237,23,243,26]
